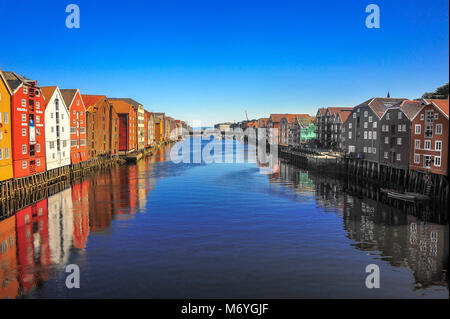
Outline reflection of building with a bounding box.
[72,180,90,249]
[407,215,448,289]
[48,188,73,265]
[0,216,18,299]
[342,195,409,262]
[15,199,50,293]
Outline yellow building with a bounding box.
[0,69,13,182]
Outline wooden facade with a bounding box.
[3,72,47,179]
[0,69,13,182]
[61,89,88,164]
[110,100,136,153]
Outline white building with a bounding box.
[41,86,71,170]
[48,187,73,265]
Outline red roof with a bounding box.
[327,107,353,116]
[81,94,106,112]
[41,86,57,106]
[424,99,449,117]
[338,110,352,123]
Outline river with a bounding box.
[0,138,448,298]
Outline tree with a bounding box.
[421,83,449,99]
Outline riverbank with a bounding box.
[277,145,449,204]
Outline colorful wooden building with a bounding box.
[0,69,13,183]
[41,86,71,171]
[3,72,46,178]
[409,99,449,176]
[110,99,137,153]
[82,95,119,159]
[0,215,19,299]
[61,89,88,164]
[153,113,165,142]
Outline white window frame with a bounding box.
[414,154,420,164]
[435,140,442,151]
[414,124,421,134]
[434,156,441,167]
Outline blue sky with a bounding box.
[0,0,448,126]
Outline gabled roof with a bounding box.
[60,89,77,107]
[109,98,142,110]
[81,94,107,113]
[337,110,352,123]
[41,86,57,106]
[0,69,13,96]
[109,99,134,114]
[317,108,326,116]
[355,97,407,118]
[327,107,353,116]
[423,98,449,118]
[2,71,34,93]
[398,100,423,120]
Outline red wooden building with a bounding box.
[61,89,88,164]
[409,99,449,176]
[3,72,46,178]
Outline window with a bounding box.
[398,124,402,132]
[364,122,368,129]
[51,113,53,119]
[22,161,27,169]
[22,113,26,122]
[36,115,40,123]
[52,153,55,159]
[22,144,27,154]
[23,87,28,94]
[368,131,372,139]
[363,147,367,153]
[396,153,401,161]
[435,140,442,151]
[50,141,55,149]
[436,124,443,135]
[434,156,441,167]
[372,147,376,154]
[373,121,377,129]
[414,124,421,134]
[373,131,377,140]
[349,123,352,129]
[368,116,372,123]
[37,159,40,166]
[397,137,402,145]
[425,125,433,138]
[402,124,406,132]
[352,113,356,119]
[4,147,9,159]
[36,101,40,108]
[434,113,438,120]
[21,99,26,107]
[3,112,8,124]
[424,140,431,150]
[415,140,420,149]
[364,111,368,117]
[420,114,424,120]
[348,131,352,139]
[22,128,27,136]
[62,127,64,132]
[77,99,80,106]
[386,113,390,120]
[385,136,389,144]
[384,152,388,159]
[368,147,372,154]
[37,144,40,152]
[349,145,355,152]
[61,114,64,120]
[364,131,367,139]
[414,154,420,164]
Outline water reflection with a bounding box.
[0,142,448,298]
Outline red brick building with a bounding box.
[409,99,448,176]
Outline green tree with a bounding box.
[421,83,449,99]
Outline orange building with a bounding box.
[0,216,19,299]
[0,69,13,183]
[82,95,119,159]
[72,180,90,249]
[110,99,137,153]
[409,99,449,176]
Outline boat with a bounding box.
[380,188,430,202]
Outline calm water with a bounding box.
[0,138,448,299]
